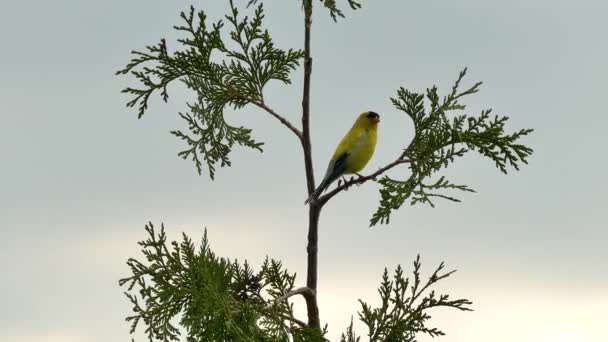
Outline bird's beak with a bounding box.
[373,116,380,124]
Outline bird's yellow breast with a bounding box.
[332,126,377,174]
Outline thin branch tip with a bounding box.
[252,101,303,140]
[273,286,316,305]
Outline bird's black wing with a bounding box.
[326,152,349,184]
[304,152,350,204]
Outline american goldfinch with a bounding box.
[305,111,380,204]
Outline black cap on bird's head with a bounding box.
[366,111,380,124]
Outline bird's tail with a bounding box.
[304,175,337,205]
[304,183,325,205]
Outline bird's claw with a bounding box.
[353,172,366,185]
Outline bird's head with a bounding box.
[355,111,381,129]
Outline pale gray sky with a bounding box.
[1,1,606,341]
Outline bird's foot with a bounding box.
[340,176,351,190]
[354,172,366,185]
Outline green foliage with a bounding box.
[122,223,469,342]
[371,69,534,226]
[116,1,303,178]
[120,222,325,342]
[319,0,364,21]
[341,256,472,342]
[248,0,364,21]
[339,318,360,342]
[117,1,532,341]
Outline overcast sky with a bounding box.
[1,1,606,341]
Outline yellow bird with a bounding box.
[305,111,380,204]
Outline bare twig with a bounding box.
[272,286,316,329]
[274,286,316,305]
[317,158,411,205]
[281,314,307,328]
[252,100,303,140]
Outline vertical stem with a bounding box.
[306,204,321,329]
[301,0,320,330]
[301,3,314,195]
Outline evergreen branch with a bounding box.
[369,69,534,226]
[355,256,472,342]
[121,224,472,341]
[121,222,325,342]
[320,0,365,21]
[117,3,304,179]
[169,99,264,179]
[339,318,362,342]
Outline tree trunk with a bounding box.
[305,203,321,329]
[301,0,320,330]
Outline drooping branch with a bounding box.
[117,3,304,179]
